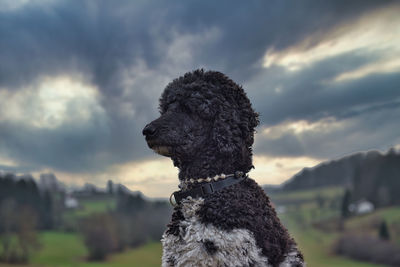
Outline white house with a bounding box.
[349,199,374,215]
[64,195,79,209]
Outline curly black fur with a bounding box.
[203,240,218,255]
[165,206,185,236]
[143,69,304,266]
[144,69,259,182]
[198,178,299,266]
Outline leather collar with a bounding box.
[170,171,246,206]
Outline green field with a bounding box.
[0,227,384,267]
[61,196,116,232]
[65,196,116,218]
[281,209,386,267]
[0,195,161,267]
[0,232,161,267]
[269,186,344,204]
[274,186,399,267]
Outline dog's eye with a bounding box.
[160,101,178,114]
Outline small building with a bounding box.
[349,199,374,215]
[64,195,79,209]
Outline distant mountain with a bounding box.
[278,152,365,191]
[273,148,400,207]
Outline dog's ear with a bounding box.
[212,110,243,155]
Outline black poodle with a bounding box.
[143,70,304,267]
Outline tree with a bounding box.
[338,189,352,231]
[80,214,119,261]
[15,207,41,263]
[41,191,54,230]
[0,199,17,262]
[341,189,351,219]
[379,220,390,240]
[107,180,114,195]
[0,201,40,263]
[315,193,326,209]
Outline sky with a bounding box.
[0,0,399,197]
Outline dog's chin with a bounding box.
[152,145,172,157]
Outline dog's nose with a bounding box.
[142,124,157,137]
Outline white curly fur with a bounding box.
[161,197,270,267]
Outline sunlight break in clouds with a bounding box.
[333,57,400,82]
[31,159,176,198]
[30,158,179,198]
[263,4,400,74]
[261,118,340,138]
[0,156,18,168]
[113,158,179,197]
[250,155,320,185]
[0,75,105,129]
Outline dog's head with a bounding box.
[143,69,259,172]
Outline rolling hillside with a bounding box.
[271,149,400,208]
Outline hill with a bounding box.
[271,148,400,207]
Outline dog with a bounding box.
[143,69,304,267]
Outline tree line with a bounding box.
[0,173,62,263]
[80,185,171,260]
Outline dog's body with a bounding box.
[143,70,304,267]
[161,181,303,267]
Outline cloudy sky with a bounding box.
[0,0,399,197]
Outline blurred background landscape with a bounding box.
[1,149,400,266]
[1,0,400,266]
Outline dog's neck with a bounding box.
[174,153,238,183]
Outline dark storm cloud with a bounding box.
[167,0,395,81]
[0,0,172,172]
[0,119,112,173]
[1,0,161,92]
[0,164,38,174]
[251,55,400,159]
[1,0,393,90]
[254,103,400,159]
[249,52,400,125]
[255,133,305,158]
[0,0,397,173]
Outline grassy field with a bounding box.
[345,206,400,245]
[281,208,386,267]
[0,195,160,267]
[65,196,116,219]
[274,186,400,267]
[61,196,116,231]
[269,186,344,204]
[0,232,161,267]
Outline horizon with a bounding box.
[2,146,399,198]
